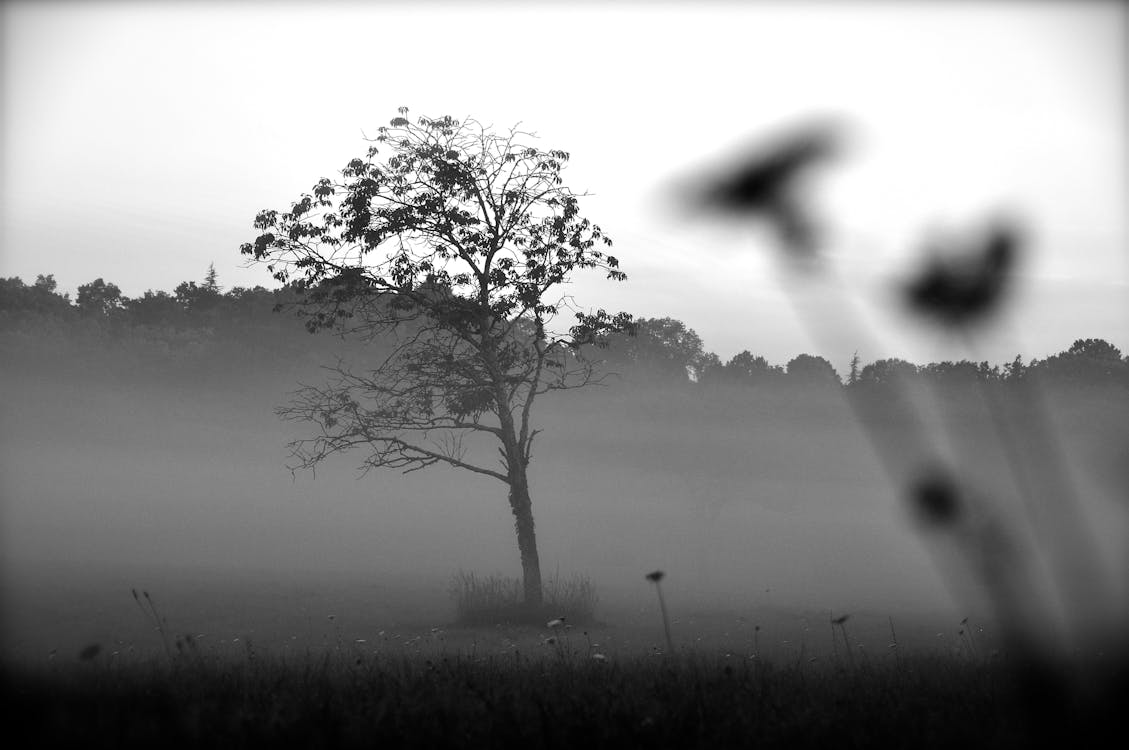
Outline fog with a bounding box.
[4,337,1125,661]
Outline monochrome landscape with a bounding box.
[2,2,1125,748]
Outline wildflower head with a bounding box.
[645,570,665,583]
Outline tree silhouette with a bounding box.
[606,316,704,382]
[785,353,839,386]
[174,266,224,314]
[858,358,918,387]
[1033,338,1128,386]
[0,275,73,317]
[1003,354,1026,383]
[719,350,784,386]
[846,350,861,387]
[241,110,630,609]
[1066,338,1121,361]
[76,278,123,316]
[203,263,220,294]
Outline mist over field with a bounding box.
[3,314,1125,664]
[1,3,1125,746]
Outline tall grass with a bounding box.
[9,646,1117,750]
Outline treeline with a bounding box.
[0,270,348,379]
[601,316,1129,390]
[2,270,1127,390]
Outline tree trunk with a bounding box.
[508,470,543,609]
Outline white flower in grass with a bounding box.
[591,653,607,662]
[547,618,565,629]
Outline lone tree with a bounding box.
[241,110,631,609]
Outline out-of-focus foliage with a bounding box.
[903,219,1021,327]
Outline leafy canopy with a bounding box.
[241,110,628,346]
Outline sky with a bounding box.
[2,0,1125,368]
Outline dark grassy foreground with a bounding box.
[4,650,1124,750]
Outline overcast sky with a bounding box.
[2,1,1124,368]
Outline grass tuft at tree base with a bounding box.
[449,571,599,627]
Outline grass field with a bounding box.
[2,562,1125,749]
[5,640,1124,749]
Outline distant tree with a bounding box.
[858,358,918,386]
[76,278,123,316]
[720,350,784,386]
[222,285,285,321]
[1003,354,1026,382]
[846,350,861,387]
[694,351,724,384]
[977,360,1000,382]
[241,110,630,609]
[174,267,224,313]
[920,360,981,384]
[0,275,73,317]
[919,359,1002,385]
[610,317,705,381]
[0,277,32,314]
[124,290,182,327]
[1066,338,1121,361]
[203,263,220,294]
[785,353,839,386]
[34,274,58,295]
[1033,338,1128,385]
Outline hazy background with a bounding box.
[2,1,1126,663]
[2,313,1126,662]
[2,1,1125,367]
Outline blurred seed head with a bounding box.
[904,217,1023,327]
[908,466,963,526]
[646,570,665,583]
[689,120,843,213]
[674,117,848,260]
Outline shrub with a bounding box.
[449,570,598,626]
